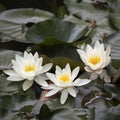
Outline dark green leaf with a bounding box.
[26,19,87,43]
[29,44,80,61]
[28,44,84,70]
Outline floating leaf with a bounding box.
[87,98,120,120]
[109,1,120,30]
[64,0,109,22]
[0,8,54,24]
[46,97,75,111]
[0,8,54,42]
[105,32,120,69]
[28,44,84,70]
[0,86,37,120]
[104,84,120,102]
[26,19,87,43]
[0,50,22,70]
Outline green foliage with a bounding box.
[26,19,88,43]
[0,8,54,42]
[105,32,120,69]
[0,0,120,120]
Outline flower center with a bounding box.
[24,65,35,72]
[59,74,70,83]
[88,55,101,65]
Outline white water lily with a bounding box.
[77,41,111,74]
[4,51,52,91]
[42,63,91,104]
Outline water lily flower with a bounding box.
[42,63,91,104]
[4,51,52,91]
[77,41,111,81]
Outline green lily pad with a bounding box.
[0,8,54,42]
[25,19,87,43]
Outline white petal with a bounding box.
[45,88,60,97]
[42,84,56,90]
[22,80,33,91]
[95,69,103,74]
[4,70,18,76]
[40,63,53,74]
[94,40,100,47]
[35,78,48,87]
[77,50,88,64]
[25,74,35,81]
[37,57,43,67]
[35,58,43,74]
[73,78,91,86]
[46,73,57,84]
[103,56,111,67]
[7,76,24,81]
[60,89,68,104]
[15,54,23,63]
[34,52,39,60]
[12,65,21,74]
[65,63,71,74]
[67,87,77,97]
[71,66,80,80]
[56,65,62,75]
[28,53,34,60]
[84,66,93,72]
[95,41,104,49]
[106,44,111,56]
[23,51,29,59]
[4,70,24,81]
[86,44,93,53]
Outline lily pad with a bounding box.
[0,8,54,42]
[25,19,87,43]
[64,0,109,22]
[0,50,22,70]
[109,1,120,30]
[105,32,120,69]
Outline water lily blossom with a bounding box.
[77,41,111,81]
[4,51,52,91]
[43,63,91,104]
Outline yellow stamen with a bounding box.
[59,74,70,83]
[24,65,35,72]
[89,55,101,65]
